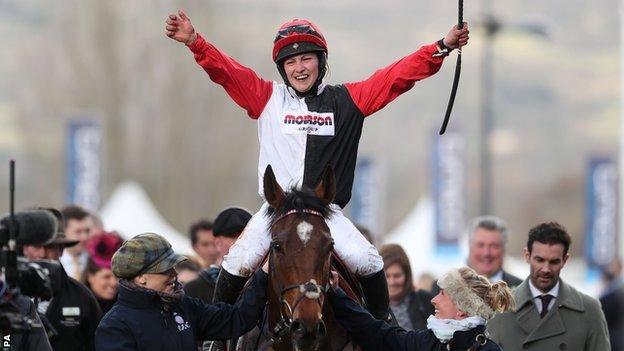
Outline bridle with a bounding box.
[258,208,333,349]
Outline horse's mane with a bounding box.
[265,186,333,223]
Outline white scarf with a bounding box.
[426,315,486,343]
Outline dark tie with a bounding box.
[539,294,553,318]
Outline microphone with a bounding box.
[0,210,58,246]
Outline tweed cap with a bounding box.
[213,207,252,238]
[111,233,187,279]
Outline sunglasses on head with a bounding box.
[274,24,321,42]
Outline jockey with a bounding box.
[166,11,469,323]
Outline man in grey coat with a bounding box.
[488,222,610,351]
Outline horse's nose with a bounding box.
[291,319,326,339]
[291,319,306,337]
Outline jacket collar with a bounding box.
[287,82,326,99]
[446,325,487,349]
[514,278,584,313]
[513,278,585,345]
[117,282,163,309]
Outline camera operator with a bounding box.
[21,208,102,351]
[0,209,58,351]
[0,279,52,351]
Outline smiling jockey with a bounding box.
[166,11,469,324]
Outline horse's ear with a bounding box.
[263,165,285,209]
[315,165,336,204]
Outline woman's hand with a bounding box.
[443,22,470,49]
[330,270,340,289]
[165,10,197,46]
[262,260,269,274]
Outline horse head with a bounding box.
[263,164,336,351]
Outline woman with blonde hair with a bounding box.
[330,266,514,350]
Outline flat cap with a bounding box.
[111,233,186,279]
[213,207,252,238]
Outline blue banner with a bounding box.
[351,157,380,238]
[432,131,465,252]
[66,119,102,211]
[585,158,618,267]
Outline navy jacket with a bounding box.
[330,288,501,351]
[95,270,267,351]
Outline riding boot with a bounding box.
[210,269,249,351]
[359,270,397,325]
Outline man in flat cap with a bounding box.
[184,207,252,303]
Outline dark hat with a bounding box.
[213,207,252,238]
[111,233,187,279]
[42,208,79,248]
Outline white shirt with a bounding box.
[529,279,559,315]
[60,251,89,280]
[488,270,504,283]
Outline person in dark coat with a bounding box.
[600,259,624,351]
[0,282,52,351]
[380,244,433,331]
[22,207,102,351]
[184,207,252,304]
[330,267,514,350]
[95,232,268,351]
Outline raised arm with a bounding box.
[166,10,273,119]
[345,24,469,117]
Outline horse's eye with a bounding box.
[271,241,283,252]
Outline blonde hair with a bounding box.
[438,267,515,319]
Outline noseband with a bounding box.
[263,208,332,347]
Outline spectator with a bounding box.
[95,232,268,351]
[184,207,252,304]
[379,244,433,331]
[189,220,218,268]
[82,232,124,315]
[22,208,102,351]
[466,216,522,286]
[487,222,610,350]
[600,259,624,351]
[60,205,95,280]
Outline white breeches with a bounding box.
[221,203,383,278]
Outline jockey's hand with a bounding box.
[330,270,339,290]
[165,10,197,46]
[262,260,269,274]
[443,22,470,49]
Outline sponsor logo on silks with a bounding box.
[174,312,191,332]
[281,112,335,136]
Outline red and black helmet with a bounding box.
[272,19,328,63]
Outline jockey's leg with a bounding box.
[213,203,272,304]
[327,205,393,323]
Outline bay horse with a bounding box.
[239,165,356,351]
